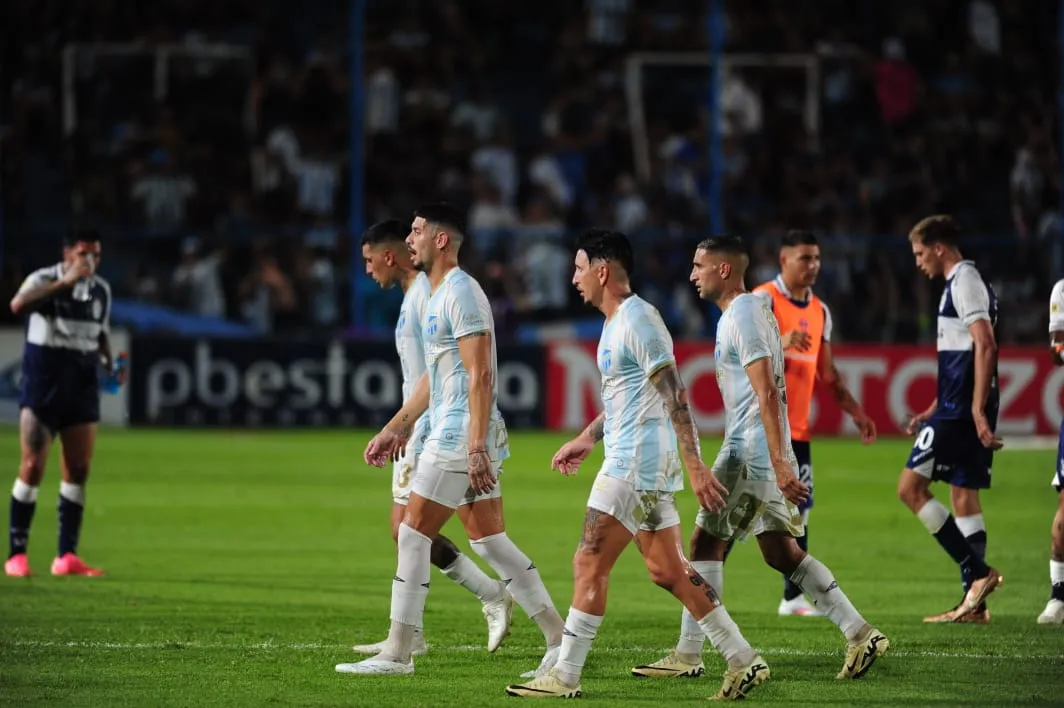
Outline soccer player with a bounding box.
[1038,277,1064,624]
[749,230,877,616]
[506,229,770,701]
[350,219,514,657]
[336,203,565,678]
[634,236,888,681]
[5,228,119,578]
[899,215,1003,623]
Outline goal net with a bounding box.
[624,52,820,183]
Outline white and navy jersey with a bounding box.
[18,264,111,359]
[595,295,682,492]
[1049,279,1064,335]
[935,260,998,421]
[395,272,431,455]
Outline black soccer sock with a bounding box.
[1052,582,1064,602]
[9,480,38,558]
[936,521,990,585]
[965,529,987,607]
[782,526,809,601]
[57,483,85,557]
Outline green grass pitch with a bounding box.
[1,430,1062,706]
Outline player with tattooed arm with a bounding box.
[506,229,769,701]
[634,236,888,682]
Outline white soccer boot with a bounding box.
[482,585,514,652]
[631,650,706,678]
[335,656,414,675]
[836,625,889,679]
[1037,598,1064,624]
[778,595,824,617]
[711,654,770,700]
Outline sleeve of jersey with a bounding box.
[101,281,112,334]
[752,287,773,311]
[1050,281,1064,333]
[17,268,55,295]
[448,281,491,339]
[951,268,992,327]
[821,301,834,342]
[629,311,676,377]
[737,305,773,368]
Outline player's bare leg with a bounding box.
[6,409,53,577]
[636,524,767,700]
[942,485,990,622]
[898,468,1002,621]
[461,497,560,674]
[337,492,456,675]
[352,503,510,657]
[51,423,103,576]
[1037,489,1064,624]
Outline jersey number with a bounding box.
[915,426,935,452]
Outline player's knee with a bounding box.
[897,471,928,508]
[19,454,46,484]
[762,539,803,575]
[688,526,716,560]
[63,461,90,486]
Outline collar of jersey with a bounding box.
[944,260,973,281]
[773,275,811,302]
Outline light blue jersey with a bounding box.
[421,267,510,468]
[597,295,683,492]
[714,293,792,481]
[395,272,431,454]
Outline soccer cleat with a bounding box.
[956,605,990,624]
[352,634,428,657]
[778,595,824,617]
[483,586,514,652]
[4,553,31,577]
[711,655,770,700]
[923,600,966,623]
[50,553,104,577]
[836,626,889,679]
[631,650,705,678]
[1037,599,1064,624]
[505,669,582,698]
[520,645,561,679]
[335,657,414,675]
[949,569,1003,621]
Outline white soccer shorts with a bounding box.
[586,472,681,536]
[411,451,503,509]
[695,448,804,541]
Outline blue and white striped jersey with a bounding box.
[395,272,431,455]
[935,261,998,420]
[18,264,111,356]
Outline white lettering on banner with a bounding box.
[997,360,1037,435]
[1043,366,1064,428]
[887,357,938,430]
[553,343,602,429]
[676,353,722,431]
[832,357,887,435]
[245,361,286,406]
[498,362,538,411]
[351,361,398,409]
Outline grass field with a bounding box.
[1,430,1062,706]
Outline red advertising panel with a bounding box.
[545,342,1064,436]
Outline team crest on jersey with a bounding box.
[426,314,438,336]
[397,309,407,331]
[600,348,612,372]
[798,318,808,330]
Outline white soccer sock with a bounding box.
[916,499,950,534]
[676,560,723,656]
[12,479,39,503]
[697,605,755,670]
[59,481,85,506]
[789,555,866,642]
[955,513,985,538]
[471,532,564,645]
[386,523,432,662]
[441,554,504,603]
[554,607,602,686]
[1051,561,1064,585]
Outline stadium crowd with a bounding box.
[1,0,1059,343]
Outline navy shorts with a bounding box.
[1054,419,1064,493]
[19,345,100,435]
[905,417,993,490]
[791,439,813,512]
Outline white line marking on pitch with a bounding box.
[7,640,1062,661]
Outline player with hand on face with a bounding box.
[6,228,120,578]
[350,219,514,659]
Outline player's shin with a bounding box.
[782,510,810,601]
[676,560,723,656]
[9,479,38,557]
[386,523,433,663]
[916,498,991,583]
[470,532,563,645]
[788,555,866,641]
[57,481,85,557]
[552,607,602,687]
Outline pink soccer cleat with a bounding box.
[5,553,31,577]
[51,553,105,577]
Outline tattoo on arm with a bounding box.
[649,365,701,459]
[828,364,859,409]
[582,413,605,442]
[578,509,606,554]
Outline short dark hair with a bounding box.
[909,215,960,247]
[413,202,467,240]
[63,227,101,247]
[575,228,635,277]
[361,219,406,246]
[780,230,818,248]
[696,235,747,256]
